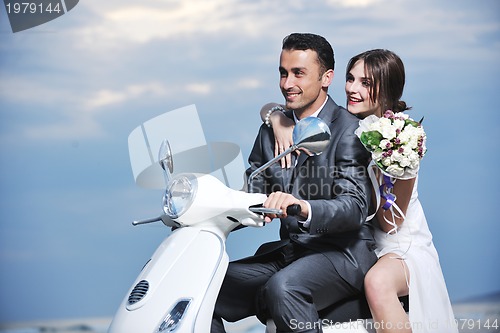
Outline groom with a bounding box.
[211,33,377,332]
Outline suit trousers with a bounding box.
[211,241,359,333]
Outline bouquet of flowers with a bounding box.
[355,110,427,179]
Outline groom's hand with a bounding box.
[263,191,308,223]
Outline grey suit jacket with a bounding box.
[245,96,377,291]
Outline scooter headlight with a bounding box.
[162,174,197,219]
[156,298,191,332]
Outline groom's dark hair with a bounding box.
[282,33,335,73]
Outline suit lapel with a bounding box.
[294,151,308,170]
[317,97,339,124]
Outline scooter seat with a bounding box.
[264,295,409,332]
[318,294,409,323]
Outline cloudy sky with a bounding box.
[1,0,499,323]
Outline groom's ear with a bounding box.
[321,69,334,88]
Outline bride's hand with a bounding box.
[270,111,295,168]
[260,103,296,168]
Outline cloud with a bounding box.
[0,78,229,140]
[21,109,105,140]
[325,0,382,7]
[2,0,497,143]
[85,82,169,109]
[74,0,283,49]
[185,83,212,95]
[235,78,262,90]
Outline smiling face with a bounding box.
[345,60,383,118]
[279,49,333,119]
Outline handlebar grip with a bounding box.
[286,204,301,216]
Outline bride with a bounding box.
[259,49,457,333]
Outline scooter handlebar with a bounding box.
[132,214,179,228]
[286,204,302,216]
[249,204,302,217]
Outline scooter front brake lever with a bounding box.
[249,207,282,215]
[132,215,180,228]
[132,216,163,226]
[249,204,302,216]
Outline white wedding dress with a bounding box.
[372,175,458,333]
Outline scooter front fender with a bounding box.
[108,227,228,333]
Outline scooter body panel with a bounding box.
[108,227,228,333]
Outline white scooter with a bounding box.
[108,117,345,333]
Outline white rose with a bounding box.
[399,156,411,167]
[391,151,403,163]
[408,135,419,149]
[372,150,384,162]
[393,119,405,131]
[386,164,405,177]
[379,139,392,149]
[379,117,392,127]
[401,144,412,155]
[382,157,392,167]
[398,131,411,144]
[382,128,397,140]
[376,118,397,139]
[408,150,419,162]
[415,126,425,136]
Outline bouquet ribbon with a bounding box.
[366,161,406,235]
[380,175,396,210]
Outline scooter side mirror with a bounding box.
[292,117,331,156]
[159,139,174,185]
[247,117,331,193]
[159,139,174,173]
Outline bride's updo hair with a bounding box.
[346,49,410,113]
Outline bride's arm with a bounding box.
[259,103,295,168]
[375,173,415,233]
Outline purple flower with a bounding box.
[383,110,394,118]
